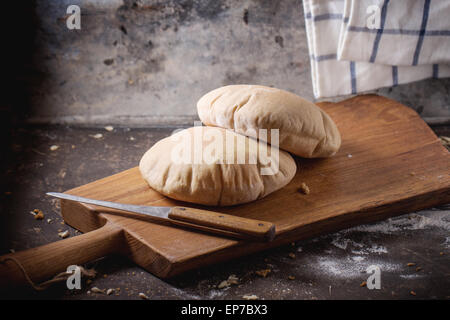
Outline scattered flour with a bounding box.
[331,237,364,251]
[208,289,225,299]
[330,232,387,255]
[170,287,202,300]
[303,209,450,280]
[399,274,426,280]
[351,210,450,234]
[351,244,388,255]
[351,256,366,262]
[314,256,401,279]
[331,238,351,250]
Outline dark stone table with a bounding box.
[0,125,449,300]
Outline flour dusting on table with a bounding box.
[351,210,450,234]
[299,209,449,280]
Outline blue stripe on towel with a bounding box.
[305,13,343,21]
[311,54,337,61]
[432,64,439,78]
[412,0,431,66]
[350,62,356,94]
[427,30,450,36]
[348,26,450,36]
[369,0,390,63]
[392,66,398,86]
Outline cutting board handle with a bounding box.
[0,222,124,289]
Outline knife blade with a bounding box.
[47,192,276,241]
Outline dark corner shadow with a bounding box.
[0,1,45,257]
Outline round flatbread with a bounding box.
[197,85,341,158]
[139,126,297,206]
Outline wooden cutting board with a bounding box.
[1,94,449,286]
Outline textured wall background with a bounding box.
[20,0,450,126]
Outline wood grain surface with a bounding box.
[1,94,449,286]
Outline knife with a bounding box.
[47,192,276,241]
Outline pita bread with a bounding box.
[139,126,296,206]
[197,85,341,158]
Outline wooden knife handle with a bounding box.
[169,207,276,241]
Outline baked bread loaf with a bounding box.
[139,126,296,206]
[197,85,341,158]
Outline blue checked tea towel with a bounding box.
[303,0,450,99]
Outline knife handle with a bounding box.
[169,207,276,241]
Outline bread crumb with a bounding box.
[217,280,229,289]
[360,281,367,287]
[288,275,295,280]
[407,263,416,267]
[218,274,239,288]
[104,126,114,132]
[50,145,59,151]
[440,136,450,151]
[298,182,310,195]
[90,133,103,139]
[410,291,416,296]
[415,267,422,272]
[106,288,114,295]
[58,230,70,238]
[32,209,44,220]
[34,211,44,220]
[288,252,296,259]
[243,294,258,300]
[139,292,149,300]
[91,287,105,294]
[227,274,239,285]
[439,136,450,145]
[255,269,271,278]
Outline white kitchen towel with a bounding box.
[338,0,450,66]
[303,0,450,99]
